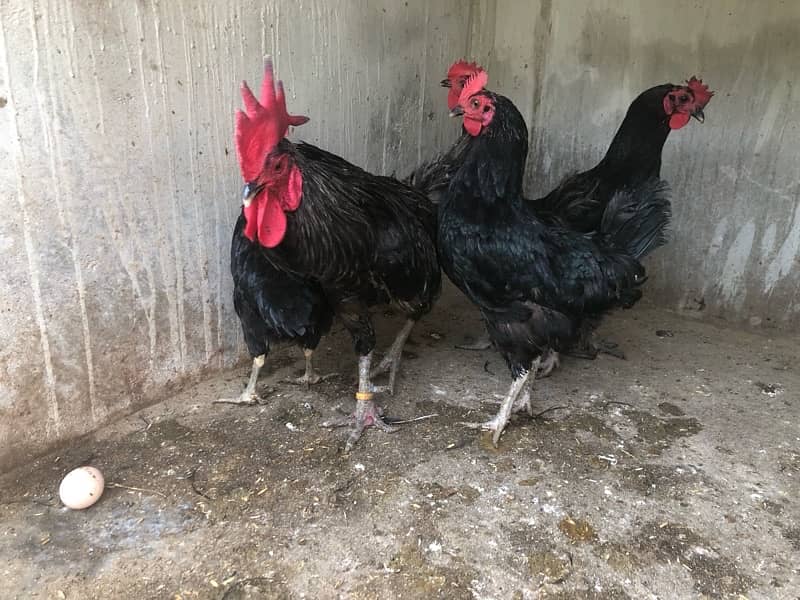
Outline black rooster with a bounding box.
[438,71,671,444]
[221,60,440,450]
[216,215,336,406]
[217,76,331,407]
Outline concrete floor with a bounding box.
[1,285,798,600]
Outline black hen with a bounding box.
[438,74,671,444]
[529,77,711,368]
[535,77,713,232]
[403,60,483,206]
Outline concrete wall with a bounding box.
[2,0,799,470]
[470,0,800,328]
[0,0,477,471]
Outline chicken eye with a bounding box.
[679,94,689,102]
[471,98,480,108]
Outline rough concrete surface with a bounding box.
[0,0,477,470]
[1,0,799,534]
[1,286,798,599]
[478,0,800,329]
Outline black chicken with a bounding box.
[405,60,481,207]
[217,76,331,406]
[438,71,671,444]
[534,76,713,232]
[528,76,712,369]
[216,215,336,406]
[222,60,440,449]
[428,64,712,363]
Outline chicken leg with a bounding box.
[535,349,560,379]
[215,355,267,405]
[284,348,337,388]
[322,351,398,451]
[512,358,542,415]
[369,319,415,394]
[462,361,536,447]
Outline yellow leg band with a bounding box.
[355,391,374,401]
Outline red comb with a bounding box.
[446,59,486,109]
[687,76,714,107]
[457,70,489,107]
[447,59,482,81]
[235,58,309,181]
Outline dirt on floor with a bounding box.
[1,286,799,600]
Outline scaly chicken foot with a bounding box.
[322,405,398,453]
[322,352,398,450]
[214,355,269,405]
[344,398,398,451]
[535,349,560,379]
[512,390,532,416]
[369,319,415,394]
[512,358,541,415]
[462,364,535,446]
[283,348,337,389]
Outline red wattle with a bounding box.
[256,190,288,248]
[241,167,302,247]
[463,116,482,136]
[669,112,691,130]
[242,190,288,247]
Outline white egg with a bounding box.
[59,466,105,509]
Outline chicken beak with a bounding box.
[691,108,705,123]
[242,181,265,207]
[440,78,452,88]
[449,105,464,118]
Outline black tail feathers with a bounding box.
[404,134,471,203]
[404,156,450,204]
[599,177,671,260]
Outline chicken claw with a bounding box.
[322,351,400,450]
[566,337,625,361]
[461,414,509,447]
[322,398,399,452]
[281,348,337,389]
[535,349,561,379]
[287,371,337,387]
[214,355,269,405]
[214,392,268,406]
[512,390,533,416]
[461,359,538,446]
